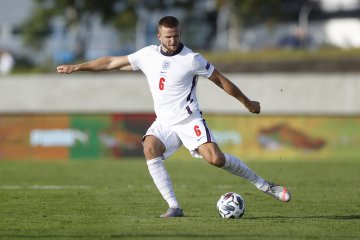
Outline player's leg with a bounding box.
[143,123,184,217]
[197,143,266,188]
[175,113,290,202]
[197,142,291,202]
[176,113,266,188]
[174,114,269,193]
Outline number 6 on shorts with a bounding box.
[194,125,201,136]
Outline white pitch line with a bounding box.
[0,185,90,190]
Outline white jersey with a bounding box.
[128,44,215,125]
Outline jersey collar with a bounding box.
[160,43,184,56]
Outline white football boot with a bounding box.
[263,182,291,202]
[160,207,184,218]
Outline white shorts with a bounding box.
[144,112,217,159]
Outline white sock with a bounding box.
[222,153,269,190]
[146,157,180,208]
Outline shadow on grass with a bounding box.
[246,214,360,220]
[0,234,228,239]
[1,215,358,239]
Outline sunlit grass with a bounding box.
[0,158,359,239]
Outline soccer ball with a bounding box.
[216,192,245,219]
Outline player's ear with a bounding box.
[157,32,161,41]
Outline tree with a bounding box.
[21,0,194,60]
[21,0,286,58]
[214,0,283,50]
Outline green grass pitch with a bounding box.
[0,158,359,240]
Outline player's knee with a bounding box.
[207,154,225,168]
[143,145,155,159]
[143,136,165,160]
[143,144,163,160]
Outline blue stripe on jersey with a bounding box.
[186,106,192,114]
[186,76,198,102]
[206,62,210,70]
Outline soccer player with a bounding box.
[57,16,291,218]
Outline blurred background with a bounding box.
[1,0,360,71]
[0,0,359,161]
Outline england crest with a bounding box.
[162,60,171,70]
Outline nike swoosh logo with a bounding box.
[197,136,205,141]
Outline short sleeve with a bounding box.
[192,54,215,78]
[127,47,147,71]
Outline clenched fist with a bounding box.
[246,101,261,114]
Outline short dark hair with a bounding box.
[158,16,179,30]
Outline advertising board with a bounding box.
[0,114,358,161]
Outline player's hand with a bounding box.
[246,101,261,114]
[57,65,76,74]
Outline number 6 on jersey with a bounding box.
[159,77,165,90]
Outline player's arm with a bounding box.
[208,69,260,114]
[57,56,132,74]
